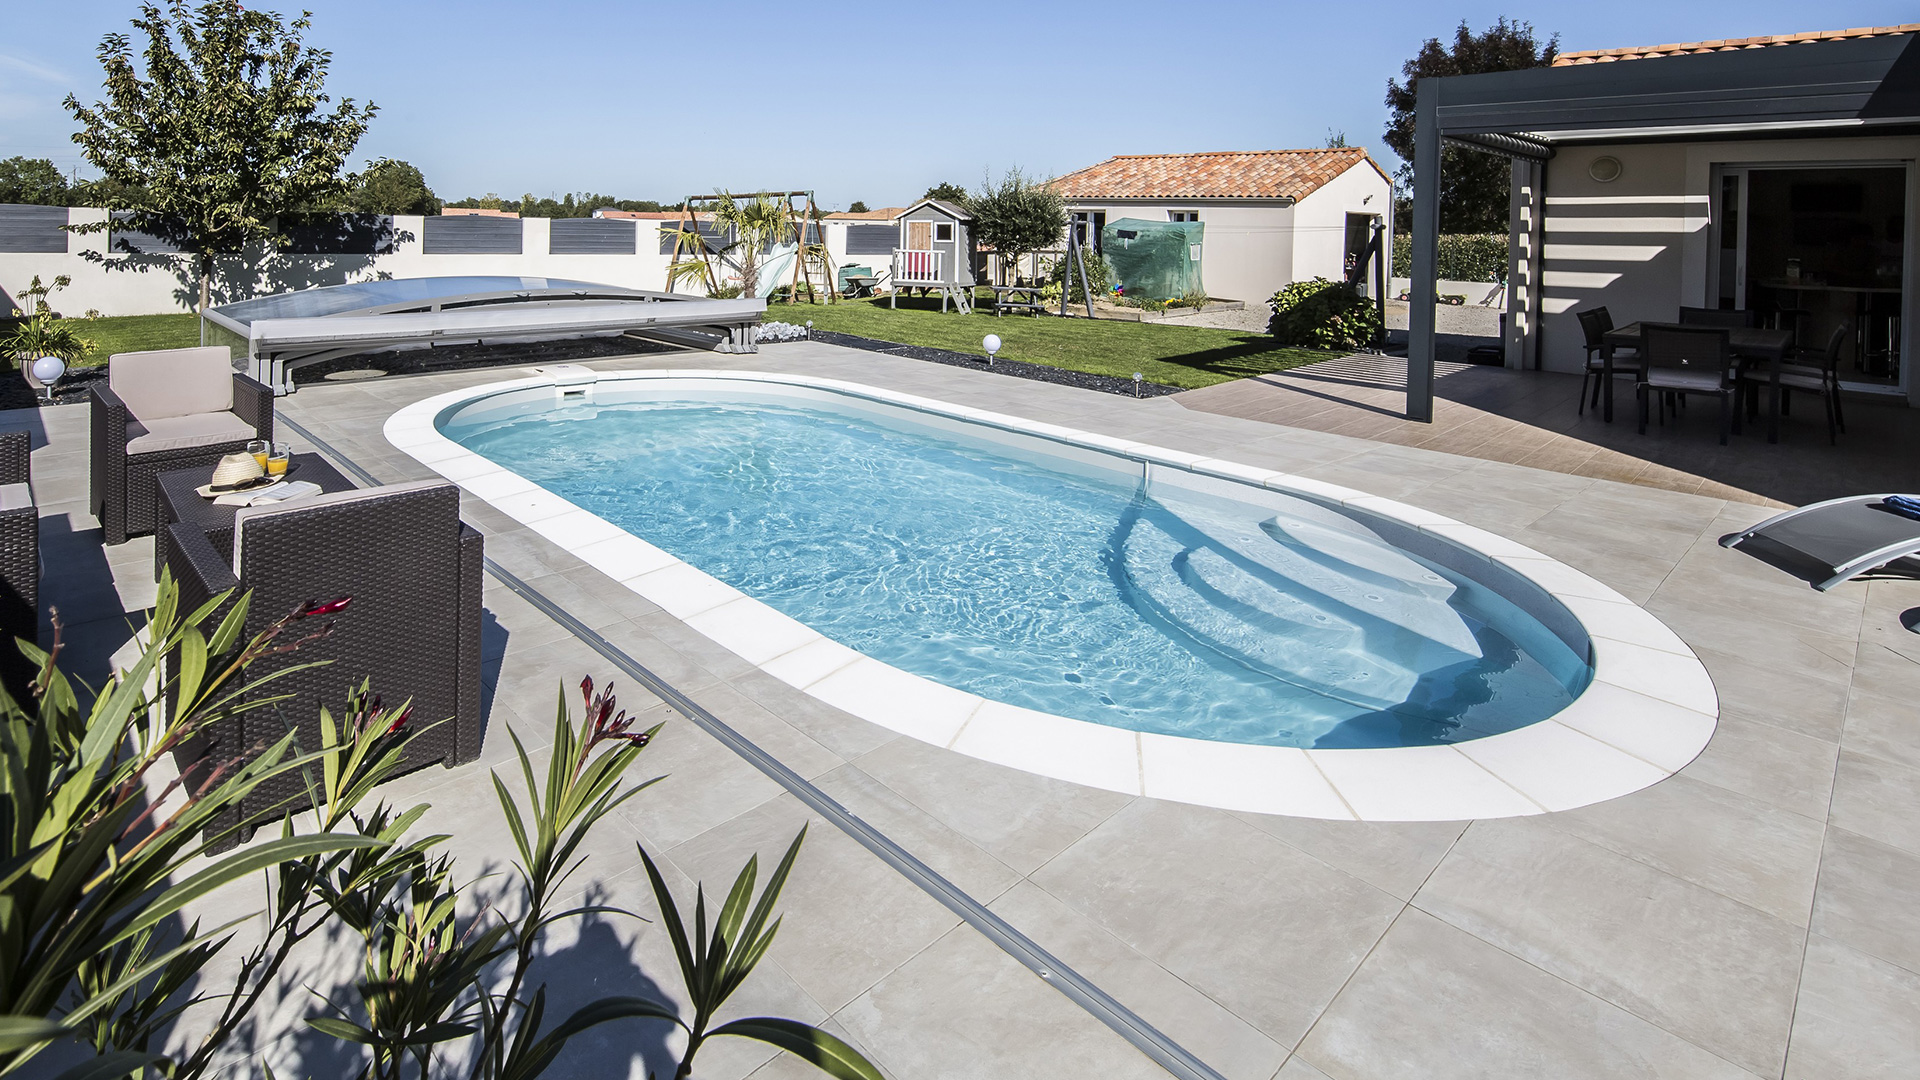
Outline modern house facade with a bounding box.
[1053,148,1393,303]
[1404,23,1920,418]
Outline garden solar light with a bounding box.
[1133,372,1143,398]
[983,334,1002,366]
[32,356,65,403]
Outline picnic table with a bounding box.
[988,284,1047,317]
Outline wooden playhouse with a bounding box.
[890,198,976,313]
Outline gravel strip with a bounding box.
[801,330,1184,398]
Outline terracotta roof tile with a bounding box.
[1553,23,1919,65]
[823,207,906,220]
[1054,148,1385,202]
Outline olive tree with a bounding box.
[64,1,376,311]
[966,169,1065,284]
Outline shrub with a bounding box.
[1119,295,1168,312]
[1168,290,1209,309]
[1268,277,1382,349]
[707,283,744,300]
[1390,233,1509,280]
[1046,251,1112,304]
[4,276,94,365]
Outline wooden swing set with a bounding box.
[664,190,837,304]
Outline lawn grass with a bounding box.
[64,313,202,367]
[770,295,1330,389]
[42,300,1334,391]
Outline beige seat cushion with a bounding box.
[109,346,234,421]
[125,411,257,455]
[0,483,30,512]
[232,479,448,574]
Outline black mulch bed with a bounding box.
[1,366,106,409]
[802,330,1184,398]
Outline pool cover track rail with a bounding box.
[278,413,1230,1080]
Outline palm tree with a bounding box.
[663,191,798,298]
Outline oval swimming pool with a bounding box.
[389,370,1719,820]
[437,378,1590,750]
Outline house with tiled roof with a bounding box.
[1053,148,1391,302]
[1397,22,1920,417]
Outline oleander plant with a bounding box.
[0,576,882,1080]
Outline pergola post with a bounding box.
[1406,79,1441,422]
[1506,157,1545,370]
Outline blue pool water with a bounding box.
[446,393,1590,749]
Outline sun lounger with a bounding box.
[1720,493,1920,590]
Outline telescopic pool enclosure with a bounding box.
[201,276,767,393]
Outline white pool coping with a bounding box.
[384,369,1719,822]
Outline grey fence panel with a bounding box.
[279,213,396,254]
[423,215,524,254]
[0,205,68,253]
[110,211,186,255]
[550,218,636,255]
[658,221,727,255]
[846,224,899,255]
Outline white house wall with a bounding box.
[1288,164,1393,294]
[1536,133,1920,406]
[0,209,690,318]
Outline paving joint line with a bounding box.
[279,410,1228,1080]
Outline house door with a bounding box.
[906,220,933,250]
[1712,164,1908,391]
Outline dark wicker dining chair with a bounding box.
[1575,307,1644,416]
[1742,322,1849,443]
[1639,324,1735,444]
[91,346,274,545]
[165,479,484,847]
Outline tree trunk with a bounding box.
[198,254,213,314]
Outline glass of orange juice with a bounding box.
[247,439,270,469]
[265,447,290,477]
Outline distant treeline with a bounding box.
[442,193,674,217]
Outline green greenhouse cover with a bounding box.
[1101,218,1204,299]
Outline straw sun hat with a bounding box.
[210,452,264,487]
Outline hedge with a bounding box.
[1390,233,1509,281]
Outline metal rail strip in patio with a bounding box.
[277,412,1230,1080]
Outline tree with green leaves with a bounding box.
[349,158,439,216]
[0,158,70,206]
[966,168,1065,284]
[846,200,869,214]
[1383,17,1558,233]
[64,1,376,311]
[922,181,967,204]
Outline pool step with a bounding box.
[1116,500,1482,711]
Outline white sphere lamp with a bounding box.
[31,356,65,403]
[983,334,1002,366]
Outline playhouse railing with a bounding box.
[893,248,942,285]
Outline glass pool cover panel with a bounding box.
[210,276,625,326]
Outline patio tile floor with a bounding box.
[13,338,1920,1079]
[1178,353,1920,508]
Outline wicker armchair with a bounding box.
[164,480,484,845]
[91,346,273,545]
[0,430,37,698]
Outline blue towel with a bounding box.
[1881,495,1920,521]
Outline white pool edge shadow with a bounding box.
[382,367,1719,823]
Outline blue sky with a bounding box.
[3,1,1916,209]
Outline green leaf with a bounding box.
[305,1015,377,1045]
[707,1018,885,1080]
[49,1050,171,1080]
[636,843,698,994]
[0,1014,75,1052]
[499,997,686,1080]
[173,626,208,716]
[103,833,384,951]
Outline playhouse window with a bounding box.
[1169,211,1199,222]
[935,223,954,241]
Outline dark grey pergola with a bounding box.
[1406,31,1920,420]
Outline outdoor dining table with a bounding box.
[1600,322,1797,442]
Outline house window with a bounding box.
[934,222,954,241]
[1169,211,1199,222]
